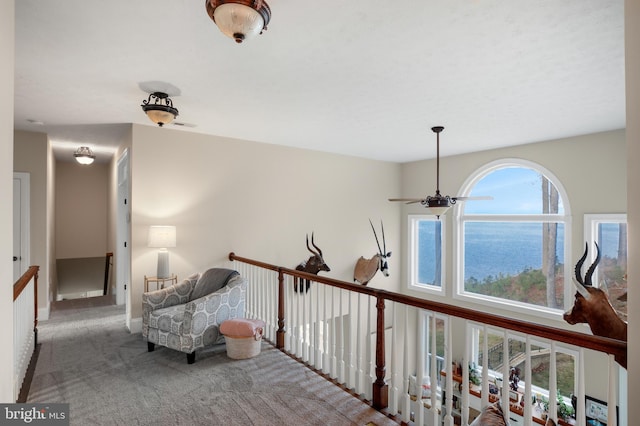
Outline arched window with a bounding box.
[454,159,571,315]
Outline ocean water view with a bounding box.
[417,221,621,284]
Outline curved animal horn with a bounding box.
[370,219,383,255]
[575,243,589,285]
[310,232,323,257]
[381,220,387,255]
[572,277,591,300]
[306,233,318,256]
[584,242,601,287]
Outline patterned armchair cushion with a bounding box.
[142,272,199,338]
[148,305,185,334]
[189,268,239,301]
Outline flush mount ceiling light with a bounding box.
[205,0,271,44]
[74,146,95,165]
[141,92,179,127]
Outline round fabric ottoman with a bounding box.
[220,318,266,359]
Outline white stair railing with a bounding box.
[230,255,626,426]
[12,265,39,401]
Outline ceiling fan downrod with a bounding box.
[432,126,444,198]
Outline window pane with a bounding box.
[466,167,565,215]
[596,222,627,317]
[464,221,565,308]
[416,219,443,287]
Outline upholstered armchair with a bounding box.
[142,268,246,364]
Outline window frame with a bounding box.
[583,213,627,284]
[408,214,446,295]
[453,158,572,319]
[583,213,627,316]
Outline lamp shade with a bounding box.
[148,226,177,248]
[206,0,271,44]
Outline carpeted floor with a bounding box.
[27,304,399,426]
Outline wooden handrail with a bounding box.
[13,265,39,301]
[228,252,626,368]
[103,252,113,296]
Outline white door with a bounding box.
[116,150,131,325]
[12,173,30,283]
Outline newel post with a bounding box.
[276,268,285,349]
[373,295,388,409]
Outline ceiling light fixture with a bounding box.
[141,92,179,127]
[205,0,271,44]
[74,146,95,165]
[389,126,492,217]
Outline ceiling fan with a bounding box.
[389,126,492,216]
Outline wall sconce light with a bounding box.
[148,226,177,279]
[74,146,95,165]
[141,92,179,127]
[205,0,271,44]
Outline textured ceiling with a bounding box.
[14,0,625,164]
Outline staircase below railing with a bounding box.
[13,265,39,402]
[229,253,626,426]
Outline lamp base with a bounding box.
[157,250,171,279]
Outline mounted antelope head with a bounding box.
[353,220,392,285]
[563,242,627,368]
[294,233,330,293]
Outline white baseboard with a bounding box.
[128,317,142,334]
[38,304,50,321]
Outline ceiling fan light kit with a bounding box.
[206,0,271,44]
[389,125,491,217]
[141,92,179,127]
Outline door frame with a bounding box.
[13,172,30,282]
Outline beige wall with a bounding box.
[14,131,51,314]
[625,0,639,420]
[129,124,402,320]
[55,161,109,259]
[0,0,14,403]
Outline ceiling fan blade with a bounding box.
[451,195,494,201]
[388,197,425,204]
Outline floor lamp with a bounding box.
[148,226,176,279]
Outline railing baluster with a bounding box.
[416,309,425,426]
[322,283,329,373]
[501,330,510,425]
[523,336,532,423]
[338,287,345,383]
[366,294,373,400]
[429,311,438,425]
[389,302,398,415]
[444,314,453,426]
[608,355,617,426]
[330,285,337,378]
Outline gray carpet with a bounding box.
[27,304,398,426]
